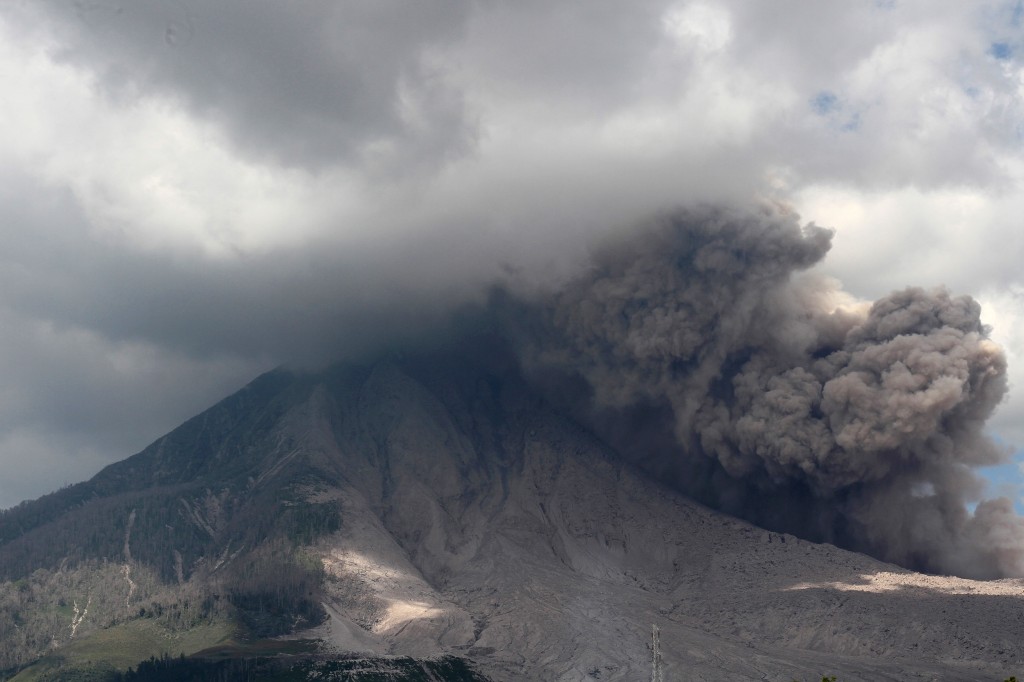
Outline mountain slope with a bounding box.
[3,343,1024,680]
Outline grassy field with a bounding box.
[4,626,490,682]
[9,619,234,681]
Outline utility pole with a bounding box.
[651,623,663,682]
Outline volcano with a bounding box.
[2,339,1024,681]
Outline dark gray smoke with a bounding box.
[499,204,1020,579]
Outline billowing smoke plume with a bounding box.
[498,204,1020,579]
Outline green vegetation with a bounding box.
[117,654,488,681]
[10,650,490,682]
[8,619,233,681]
[222,541,327,638]
[0,490,339,674]
[0,368,357,677]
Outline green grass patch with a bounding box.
[10,619,234,681]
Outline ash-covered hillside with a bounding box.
[0,337,1022,681]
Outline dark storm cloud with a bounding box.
[0,172,268,504]
[0,170,475,366]
[9,0,474,171]
[0,161,492,508]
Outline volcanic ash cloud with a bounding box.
[505,204,1020,579]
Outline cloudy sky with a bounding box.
[1,0,1023,510]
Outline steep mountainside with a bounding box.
[2,342,1024,680]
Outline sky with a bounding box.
[1,0,1024,510]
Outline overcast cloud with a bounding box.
[1,0,1023,509]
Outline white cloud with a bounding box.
[662,2,733,53]
[0,17,359,258]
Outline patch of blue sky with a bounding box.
[977,449,1024,514]
[990,42,1014,60]
[811,91,839,115]
[810,91,860,132]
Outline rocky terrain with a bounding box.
[292,355,1024,681]
[2,345,1024,680]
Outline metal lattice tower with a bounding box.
[651,623,663,682]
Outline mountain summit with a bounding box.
[2,339,1024,680]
